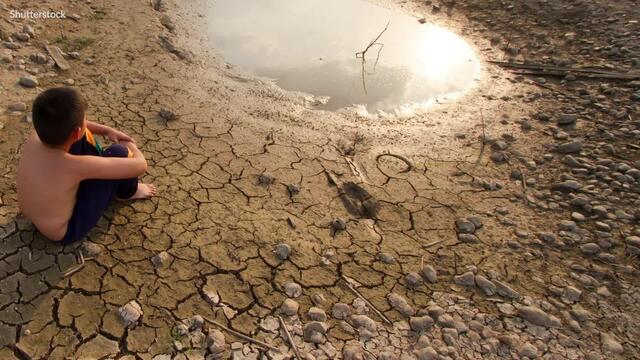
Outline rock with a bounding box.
[421,265,437,283]
[45,45,71,71]
[475,275,496,295]
[552,180,583,192]
[8,102,27,112]
[562,286,582,303]
[351,315,377,332]
[377,252,395,264]
[286,184,300,196]
[275,243,291,260]
[518,342,538,358]
[454,272,476,287]
[601,333,624,355]
[303,321,327,343]
[280,299,299,316]
[572,212,586,222]
[495,280,520,299]
[343,340,365,360]
[185,315,204,331]
[308,307,327,322]
[410,316,434,332]
[150,251,171,267]
[69,51,81,59]
[387,293,415,317]
[427,305,445,319]
[455,218,476,234]
[260,316,279,332]
[558,140,582,154]
[405,272,424,288]
[284,282,302,298]
[18,75,38,88]
[29,53,47,64]
[207,329,225,354]
[414,346,438,360]
[331,218,347,232]
[203,289,220,305]
[118,300,143,326]
[436,314,455,328]
[22,25,35,37]
[557,114,578,125]
[159,108,176,120]
[62,79,75,86]
[81,241,102,257]
[173,323,189,337]
[258,173,275,185]
[332,303,351,319]
[458,233,479,243]
[580,243,601,255]
[626,236,640,247]
[517,306,561,328]
[14,32,30,41]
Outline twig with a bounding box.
[421,255,424,271]
[356,21,390,59]
[423,239,445,248]
[376,152,414,173]
[341,275,392,324]
[278,316,302,360]
[203,317,280,352]
[63,264,85,278]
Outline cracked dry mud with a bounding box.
[1,0,640,359]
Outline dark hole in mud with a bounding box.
[206,0,480,113]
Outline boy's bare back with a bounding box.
[18,132,81,241]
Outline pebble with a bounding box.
[342,340,365,360]
[332,218,347,232]
[286,183,300,196]
[29,53,47,64]
[308,307,327,322]
[377,252,395,264]
[414,347,439,360]
[159,108,176,121]
[557,114,578,125]
[332,303,351,319]
[454,272,475,287]
[517,306,561,328]
[203,289,220,305]
[258,173,275,185]
[280,299,299,316]
[557,140,583,154]
[275,243,291,260]
[387,293,415,317]
[150,251,171,267]
[284,282,302,298]
[118,300,143,325]
[475,275,496,295]
[518,342,538,358]
[303,321,328,343]
[458,233,479,243]
[8,102,27,112]
[351,314,377,332]
[552,180,583,192]
[259,316,279,332]
[18,75,38,88]
[421,265,437,283]
[410,316,434,332]
[207,329,226,354]
[455,218,476,234]
[580,243,601,255]
[571,212,586,221]
[601,333,624,355]
[405,272,424,288]
[62,79,75,86]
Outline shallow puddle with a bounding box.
[205,0,480,113]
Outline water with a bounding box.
[205,0,480,112]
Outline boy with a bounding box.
[17,87,156,244]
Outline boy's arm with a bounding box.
[87,121,134,142]
[70,142,147,180]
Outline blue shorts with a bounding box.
[61,134,138,245]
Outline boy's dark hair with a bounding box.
[32,87,87,146]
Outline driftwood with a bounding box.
[203,317,280,352]
[490,60,640,80]
[278,316,302,360]
[341,275,392,324]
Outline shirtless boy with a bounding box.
[17,87,156,244]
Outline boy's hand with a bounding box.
[107,129,134,143]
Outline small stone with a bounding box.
[342,340,365,360]
[571,212,586,222]
[332,218,347,232]
[203,289,220,305]
[275,243,291,260]
[557,114,578,125]
[518,342,538,358]
[558,141,582,154]
[308,307,327,322]
[332,303,351,319]
[387,293,415,317]
[601,333,624,355]
[62,79,75,86]
[552,180,583,192]
[19,75,38,88]
[8,102,27,112]
[173,323,189,337]
[410,316,434,332]
[377,252,395,264]
[475,275,496,295]
[351,314,376,332]
[29,53,47,64]
[69,51,81,59]
[414,346,438,360]
[284,282,302,298]
[150,251,171,267]
[405,272,424,288]
[580,243,601,255]
[159,108,176,120]
[517,306,561,328]
[437,314,455,328]
[454,272,476,287]
[421,265,437,283]
[458,233,479,243]
[259,316,279,332]
[562,286,582,303]
[287,184,300,196]
[280,299,299,316]
[303,321,328,343]
[186,315,204,331]
[118,300,143,326]
[258,173,275,185]
[495,280,521,299]
[207,329,225,354]
[455,218,476,234]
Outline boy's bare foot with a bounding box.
[117,183,157,201]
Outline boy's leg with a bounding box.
[61,144,138,244]
[69,132,101,156]
[102,144,139,199]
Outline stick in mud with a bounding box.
[203,316,280,352]
[278,315,302,360]
[341,275,392,324]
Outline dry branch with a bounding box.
[356,21,390,59]
[341,275,392,324]
[203,316,280,352]
[278,316,302,360]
